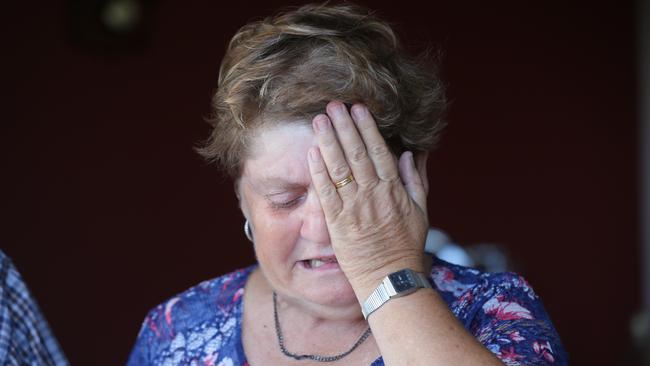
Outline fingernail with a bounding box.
[309,147,321,162]
[313,115,329,133]
[407,151,416,166]
[351,105,366,120]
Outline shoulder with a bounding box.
[428,256,568,365]
[149,266,253,331]
[428,255,550,329]
[429,255,539,316]
[127,265,256,365]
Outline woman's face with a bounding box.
[238,122,358,307]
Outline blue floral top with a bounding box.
[127,256,567,365]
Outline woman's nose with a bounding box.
[299,191,331,245]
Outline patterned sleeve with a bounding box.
[470,273,568,366]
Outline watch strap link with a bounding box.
[361,269,431,319]
[362,281,391,318]
[413,271,432,289]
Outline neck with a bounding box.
[245,267,378,363]
[253,268,367,330]
[274,290,368,331]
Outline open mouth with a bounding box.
[302,257,338,269]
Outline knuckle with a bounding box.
[356,177,378,189]
[348,146,368,164]
[331,164,350,178]
[385,175,401,184]
[313,163,329,175]
[369,143,391,158]
[319,185,337,199]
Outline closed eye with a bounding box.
[267,194,305,210]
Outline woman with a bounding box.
[127,3,567,365]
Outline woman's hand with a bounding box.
[307,102,509,366]
[307,100,430,299]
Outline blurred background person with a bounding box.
[0,250,68,366]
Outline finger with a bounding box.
[398,151,427,214]
[325,101,377,187]
[312,114,357,195]
[307,147,343,217]
[414,151,429,196]
[350,104,399,182]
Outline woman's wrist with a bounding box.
[346,252,427,303]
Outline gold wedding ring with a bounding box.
[334,175,355,189]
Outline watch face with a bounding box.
[388,270,416,292]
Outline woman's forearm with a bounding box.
[358,275,505,366]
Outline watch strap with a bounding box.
[361,269,431,319]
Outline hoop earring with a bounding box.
[244,220,254,242]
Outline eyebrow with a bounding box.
[252,177,309,192]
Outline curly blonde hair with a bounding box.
[197,2,446,178]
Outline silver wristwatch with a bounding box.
[361,268,432,319]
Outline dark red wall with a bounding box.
[1,1,638,365]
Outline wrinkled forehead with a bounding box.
[239,121,316,190]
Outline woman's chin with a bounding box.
[299,276,359,308]
[263,264,360,309]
